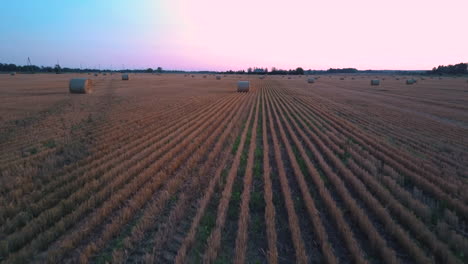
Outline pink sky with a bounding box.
[161,0,468,70]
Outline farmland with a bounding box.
[0,73,467,263]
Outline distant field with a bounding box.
[0,73,467,263]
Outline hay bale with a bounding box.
[237,81,250,92]
[94,73,99,77]
[203,75,207,78]
[10,72,16,76]
[122,74,130,80]
[406,79,415,85]
[370,79,380,86]
[103,73,107,76]
[216,76,221,80]
[340,77,345,80]
[69,78,92,94]
[308,78,315,83]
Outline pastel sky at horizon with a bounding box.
[1,0,467,71]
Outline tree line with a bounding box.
[222,67,360,75]
[6,61,464,75]
[429,63,467,75]
[0,63,164,74]
[0,63,94,73]
[222,67,306,75]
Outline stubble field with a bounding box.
[0,73,467,264]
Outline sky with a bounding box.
[0,0,467,71]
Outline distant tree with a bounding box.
[327,68,358,74]
[296,67,304,75]
[0,63,17,72]
[247,67,252,74]
[156,67,163,73]
[431,63,467,75]
[146,68,154,73]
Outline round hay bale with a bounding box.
[103,73,107,76]
[69,78,92,94]
[203,75,207,78]
[94,73,99,77]
[10,72,16,76]
[406,79,415,85]
[340,77,345,80]
[122,74,130,80]
[308,78,315,83]
[370,79,380,86]
[237,81,250,92]
[216,76,221,80]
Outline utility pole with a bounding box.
[27,57,33,73]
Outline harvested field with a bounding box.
[0,73,467,264]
